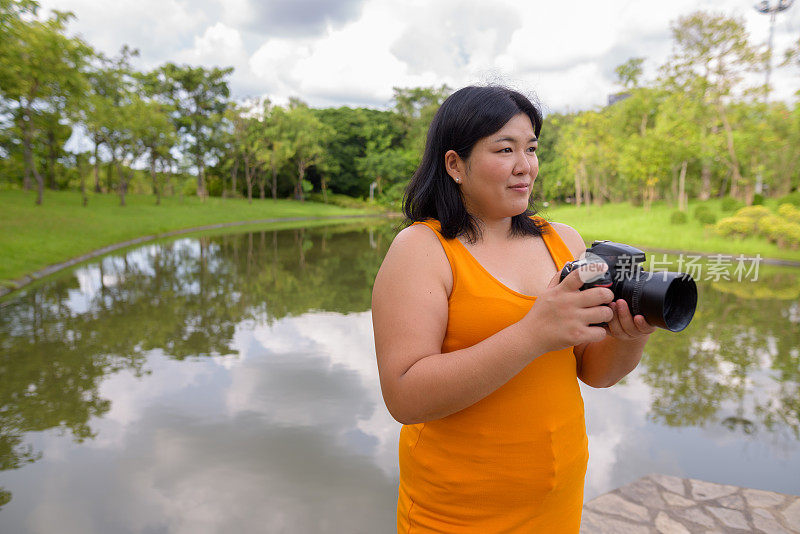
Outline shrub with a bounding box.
[714,216,756,238]
[734,205,772,221]
[670,210,688,225]
[697,211,717,225]
[721,196,744,212]
[182,179,197,197]
[693,205,717,225]
[307,192,373,209]
[778,203,800,224]
[778,191,800,207]
[759,214,784,243]
[752,193,765,205]
[771,220,800,249]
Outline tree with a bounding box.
[152,63,232,199]
[356,121,413,200]
[615,57,646,89]
[282,101,334,201]
[392,85,451,157]
[667,11,764,203]
[0,1,90,204]
[258,103,292,201]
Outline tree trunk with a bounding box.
[21,107,44,204]
[78,155,88,207]
[244,155,253,204]
[645,180,656,212]
[271,163,278,200]
[296,161,306,201]
[197,156,206,199]
[582,165,590,208]
[46,130,57,190]
[93,140,102,193]
[115,161,128,206]
[574,163,583,207]
[717,104,743,200]
[322,177,328,203]
[107,157,116,193]
[150,149,160,206]
[678,160,687,211]
[259,168,265,199]
[699,161,711,201]
[231,158,238,198]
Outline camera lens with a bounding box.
[631,271,697,332]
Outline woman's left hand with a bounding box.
[604,299,657,341]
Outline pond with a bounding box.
[0,220,798,533]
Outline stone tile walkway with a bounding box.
[581,474,800,533]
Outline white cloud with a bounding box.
[38,0,800,109]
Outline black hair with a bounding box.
[402,85,547,242]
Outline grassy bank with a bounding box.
[543,198,800,263]
[0,189,383,285]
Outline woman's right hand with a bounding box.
[523,265,615,353]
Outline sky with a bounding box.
[39,0,800,113]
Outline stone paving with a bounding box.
[581,474,800,533]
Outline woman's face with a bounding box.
[447,113,539,221]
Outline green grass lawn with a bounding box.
[0,189,383,285]
[542,198,800,263]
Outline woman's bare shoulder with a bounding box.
[548,221,587,260]
[375,222,453,296]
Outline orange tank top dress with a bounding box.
[397,216,588,533]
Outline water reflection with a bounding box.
[0,221,799,531]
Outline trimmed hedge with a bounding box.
[721,196,744,212]
[714,216,757,238]
[693,205,717,225]
[670,210,688,225]
[778,191,800,207]
[715,204,800,249]
[778,203,800,224]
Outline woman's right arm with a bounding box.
[371,225,614,425]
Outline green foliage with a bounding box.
[717,204,800,249]
[693,205,717,225]
[721,197,744,212]
[735,205,772,221]
[759,215,800,249]
[778,204,800,224]
[778,191,800,207]
[752,193,765,205]
[670,210,688,224]
[306,192,381,210]
[714,216,756,238]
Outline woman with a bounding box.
[372,85,655,533]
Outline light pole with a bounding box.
[755,0,794,101]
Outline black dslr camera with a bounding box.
[559,240,697,332]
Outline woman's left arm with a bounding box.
[550,222,657,388]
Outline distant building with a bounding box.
[607,92,631,106]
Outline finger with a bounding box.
[550,269,583,291]
[578,287,615,307]
[604,302,629,339]
[583,304,614,326]
[633,314,657,334]
[585,325,608,343]
[614,299,639,337]
[547,268,564,288]
[558,262,607,292]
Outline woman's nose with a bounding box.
[514,152,532,175]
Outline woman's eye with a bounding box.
[500,147,512,153]
[528,146,537,153]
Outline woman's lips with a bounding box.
[509,184,529,192]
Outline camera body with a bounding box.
[559,240,697,332]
